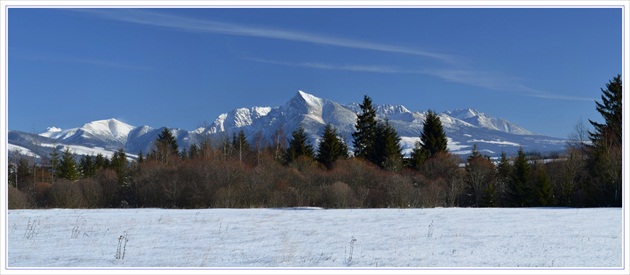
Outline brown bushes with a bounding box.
[8,186,33,209]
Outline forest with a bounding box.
[7,75,622,209]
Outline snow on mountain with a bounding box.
[446,108,535,135]
[39,126,62,138]
[200,90,566,157]
[7,144,41,159]
[207,106,273,134]
[37,118,135,149]
[8,90,569,161]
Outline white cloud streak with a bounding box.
[247,58,402,74]
[249,58,594,102]
[14,52,153,71]
[76,9,455,63]
[72,9,591,102]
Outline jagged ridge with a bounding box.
[8,90,568,160]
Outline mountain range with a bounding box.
[7,90,568,161]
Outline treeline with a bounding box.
[7,75,622,209]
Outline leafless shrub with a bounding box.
[48,179,84,208]
[8,185,33,209]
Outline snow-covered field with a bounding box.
[4,207,625,273]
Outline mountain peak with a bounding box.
[39,126,63,138]
[447,108,483,119]
[81,118,134,136]
[293,90,324,108]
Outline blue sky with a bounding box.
[7,7,623,138]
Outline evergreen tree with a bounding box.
[495,151,511,207]
[534,167,555,206]
[316,124,349,169]
[49,145,61,183]
[284,126,314,164]
[508,148,532,207]
[369,120,403,170]
[352,95,377,159]
[411,110,448,168]
[480,181,498,207]
[57,148,79,181]
[110,148,128,184]
[586,75,622,206]
[232,129,251,163]
[589,74,622,148]
[79,155,96,178]
[16,157,32,188]
[152,128,179,163]
[95,153,109,170]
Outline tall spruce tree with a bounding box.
[57,148,79,181]
[352,95,378,159]
[534,167,555,206]
[284,126,314,164]
[369,120,403,170]
[110,148,128,184]
[586,75,622,206]
[411,110,448,168]
[79,155,96,178]
[316,124,349,169]
[49,145,60,183]
[152,128,179,163]
[589,74,622,148]
[508,148,532,207]
[232,129,251,163]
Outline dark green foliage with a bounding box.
[508,148,532,207]
[480,182,498,207]
[352,95,377,159]
[284,126,314,164]
[369,120,403,171]
[57,148,79,181]
[79,155,96,178]
[49,145,60,183]
[11,86,623,210]
[232,129,252,163]
[95,153,109,170]
[585,75,622,207]
[316,124,349,169]
[110,148,128,184]
[151,128,179,163]
[495,151,511,206]
[411,110,448,168]
[534,167,555,206]
[589,74,622,148]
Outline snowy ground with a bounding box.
[4,207,625,273]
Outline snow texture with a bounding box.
[5,208,623,271]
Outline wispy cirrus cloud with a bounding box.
[249,58,594,102]
[247,58,402,74]
[73,9,455,64]
[14,51,153,71]
[423,69,595,101]
[71,9,592,102]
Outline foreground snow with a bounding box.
[5,208,623,271]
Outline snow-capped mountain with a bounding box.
[38,119,135,149]
[446,108,535,135]
[7,90,568,161]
